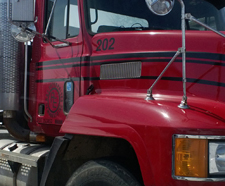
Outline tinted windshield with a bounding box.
[85,0,225,33]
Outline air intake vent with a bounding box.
[100,62,142,80]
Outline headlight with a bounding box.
[209,142,225,176]
[173,135,225,181]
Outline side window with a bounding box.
[45,0,80,41]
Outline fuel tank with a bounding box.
[0,131,50,186]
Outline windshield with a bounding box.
[85,0,225,33]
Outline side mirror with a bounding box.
[7,0,36,42]
[11,0,34,22]
[145,0,175,16]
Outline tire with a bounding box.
[66,160,141,186]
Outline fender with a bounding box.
[60,93,156,185]
[60,91,225,186]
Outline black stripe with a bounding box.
[141,76,225,87]
[36,77,80,83]
[186,59,225,66]
[187,78,225,87]
[91,52,175,61]
[90,52,225,62]
[35,77,99,83]
[82,77,100,81]
[36,58,225,71]
[36,59,146,71]
[36,52,225,71]
[37,52,225,66]
[36,76,225,88]
[186,52,225,61]
[36,57,81,67]
[36,64,81,71]
[36,52,176,67]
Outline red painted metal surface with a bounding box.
[28,0,84,136]
[60,91,225,186]
[27,0,225,185]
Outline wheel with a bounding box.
[66,160,141,186]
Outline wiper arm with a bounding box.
[186,13,225,38]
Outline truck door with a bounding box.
[30,0,82,136]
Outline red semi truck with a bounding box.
[1,0,225,185]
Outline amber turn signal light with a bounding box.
[174,138,208,178]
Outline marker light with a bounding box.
[30,133,46,143]
[36,134,46,142]
[174,138,208,178]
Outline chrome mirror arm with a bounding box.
[146,0,190,109]
[177,1,225,109]
[145,0,225,109]
[145,49,182,101]
[185,13,225,38]
[177,0,189,109]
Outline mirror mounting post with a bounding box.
[145,48,182,101]
[177,0,189,109]
[145,0,189,109]
[186,13,225,38]
[145,0,225,108]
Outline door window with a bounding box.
[45,0,80,40]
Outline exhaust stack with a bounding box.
[0,0,25,111]
[0,0,45,142]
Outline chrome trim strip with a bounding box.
[173,176,225,182]
[24,43,32,122]
[174,134,225,140]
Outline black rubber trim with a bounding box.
[40,135,73,186]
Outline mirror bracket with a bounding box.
[145,0,190,109]
[145,48,182,101]
[185,13,225,38]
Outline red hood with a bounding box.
[90,31,225,102]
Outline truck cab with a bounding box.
[1,0,225,185]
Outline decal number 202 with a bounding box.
[96,38,115,51]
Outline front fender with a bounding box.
[60,92,225,186]
[60,94,155,185]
